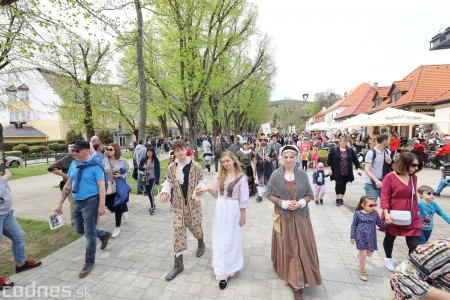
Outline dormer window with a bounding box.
[6,85,17,101]
[388,87,401,104]
[373,95,383,108]
[17,84,29,100]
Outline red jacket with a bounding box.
[437,144,450,156]
[413,144,425,152]
[389,138,401,151]
[380,173,421,236]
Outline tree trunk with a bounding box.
[83,87,95,139]
[135,0,148,141]
[158,114,169,138]
[0,123,5,175]
[186,108,199,161]
[209,94,221,137]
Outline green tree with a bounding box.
[97,129,114,144]
[66,130,83,144]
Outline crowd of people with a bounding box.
[1,128,449,299]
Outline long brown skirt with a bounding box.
[271,206,322,288]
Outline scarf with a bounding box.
[240,148,253,154]
[175,157,191,185]
[72,159,102,194]
[265,166,313,219]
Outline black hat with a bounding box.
[72,140,90,150]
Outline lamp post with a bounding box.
[302,93,309,132]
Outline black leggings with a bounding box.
[383,232,420,258]
[334,175,349,195]
[205,164,210,172]
[146,178,156,209]
[302,160,308,171]
[106,194,129,227]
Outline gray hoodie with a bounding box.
[0,179,13,215]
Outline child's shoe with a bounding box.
[359,269,368,281]
[315,200,319,205]
[319,199,323,205]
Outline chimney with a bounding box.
[19,121,27,128]
[373,82,378,89]
[9,121,18,128]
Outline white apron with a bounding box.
[212,196,244,279]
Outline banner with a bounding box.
[261,123,271,135]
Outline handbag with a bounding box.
[272,212,281,234]
[390,176,414,226]
[140,172,150,186]
[106,158,116,195]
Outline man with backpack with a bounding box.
[364,134,392,202]
[133,139,147,195]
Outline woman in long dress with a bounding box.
[266,145,322,300]
[196,151,249,289]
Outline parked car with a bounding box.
[5,156,24,167]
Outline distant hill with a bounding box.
[269,100,310,107]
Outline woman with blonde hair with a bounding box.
[196,151,249,289]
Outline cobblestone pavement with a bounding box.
[4,165,448,299]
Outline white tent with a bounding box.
[336,114,371,128]
[307,122,330,131]
[362,108,450,126]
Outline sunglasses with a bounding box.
[73,149,85,153]
[107,148,114,151]
[410,164,419,168]
[367,204,377,208]
[423,192,434,196]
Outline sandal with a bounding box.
[359,269,368,281]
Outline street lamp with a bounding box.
[302,94,309,131]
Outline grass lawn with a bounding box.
[0,218,80,277]
[9,164,52,180]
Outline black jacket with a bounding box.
[327,147,360,182]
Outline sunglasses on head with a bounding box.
[107,148,114,151]
[367,203,377,208]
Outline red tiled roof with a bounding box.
[377,86,390,99]
[363,64,450,114]
[335,84,376,119]
[430,89,450,105]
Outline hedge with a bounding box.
[12,144,30,153]
[4,151,22,156]
[2,140,66,151]
[29,146,48,154]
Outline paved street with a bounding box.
[4,165,449,299]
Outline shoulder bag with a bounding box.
[390,176,414,226]
[106,158,116,195]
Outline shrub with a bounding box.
[97,129,114,144]
[13,144,30,153]
[66,130,84,144]
[29,145,48,154]
[48,143,68,151]
[309,149,330,167]
[4,151,22,156]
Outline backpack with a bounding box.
[361,148,392,177]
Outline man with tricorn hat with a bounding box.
[269,132,282,170]
[254,135,277,202]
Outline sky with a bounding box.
[250,0,450,101]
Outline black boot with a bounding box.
[165,255,184,281]
[256,196,262,202]
[340,199,344,206]
[336,199,340,206]
[196,239,205,257]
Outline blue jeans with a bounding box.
[73,196,108,263]
[364,182,381,202]
[420,230,432,244]
[0,210,26,264]
[435,179,450,195]
[137,174,146,193]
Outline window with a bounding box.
[388,87,401,104]
[373,95,383,108]
[9,112,15,121]
[17,90,29,100]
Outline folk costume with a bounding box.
[255,136,276,202]
[266,145,322,295]
[236,147,256,196]
[160,157,207,281]
[269,133,282,170]
[211,174,249,282]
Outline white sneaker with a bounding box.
[385,258,394,272]
[122,212,128,222]
[112,227,121,238]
